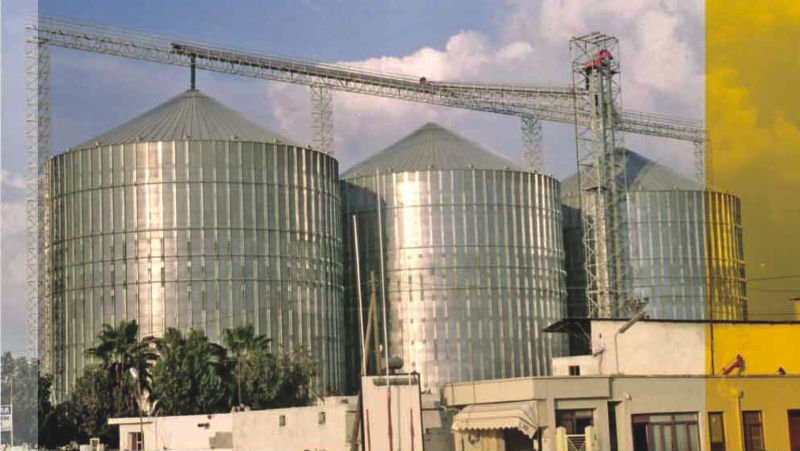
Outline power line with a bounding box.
[747,287,800,293]
[748,274,800,282]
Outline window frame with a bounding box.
[742,410,765,451]
[128,431,143,451]
[557,409,594,435]
[631,412,700,451]
[708,411,726,451]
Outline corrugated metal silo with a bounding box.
[342,123,567,392]
[562,148,746,321]
[43,89,344,398]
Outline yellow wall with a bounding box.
[706,323,800,375]
[706,0,800,321]
[704,377,800,451]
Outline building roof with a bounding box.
[71,89,297,150]
[561,148,702,201]
[343,122,524,177]
[544,317,800,334]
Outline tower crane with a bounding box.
[26,17,707,360]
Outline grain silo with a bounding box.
[342,123,567,392]
[42,89,344,398]
[562,148,746,322]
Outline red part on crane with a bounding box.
[722,354,745,375]
[584,49,614,71]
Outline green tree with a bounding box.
[38,373,79,448]
[271,348,316,408]
[240,347,317,410]
[151,328,230,415]
[223,324,270,408]
[69,367,117,444]
[1,353,39,445]
[85,319,157,416]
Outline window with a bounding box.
[743,411,764,451]
[279,414,286,426]
[128,431,143,451]
[569,365,581,376]
[708,412,726,451]
[557,409,594,435]
[632,413,699,451]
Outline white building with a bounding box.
[110,396,358,451]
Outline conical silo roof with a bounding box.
[343,122,524,177]
[71,89,297,150]
[561,148,702,199]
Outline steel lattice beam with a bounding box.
[311,86,334,154]
[31,17,704,145]
[521,116,544,172]
[25,17,711,354]
[25,34,51,362]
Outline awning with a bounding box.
[451,401,538,438]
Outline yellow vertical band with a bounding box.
[707,2,800,451]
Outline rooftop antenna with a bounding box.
[190,54,196,90]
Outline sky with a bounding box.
[1,0,705,355]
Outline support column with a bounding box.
[694,139,713,188]
[25,32,52,367]
[310,85,334,155]
[521,115,544,172]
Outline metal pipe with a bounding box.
[375,170,392,451]
[190,54,196,90]
[375,170,389,374]
[352,214,367,376]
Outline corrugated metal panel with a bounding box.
[343,169,567,392]
[70,89,297,150]
[343,122,524,177]
[342,122,567,393]
[564,189,746,321]
[45,138,344,399]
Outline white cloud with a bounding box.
[265,0,704,177]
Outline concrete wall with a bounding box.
[110,413,232,451]
[442,376,610,406]
[610,377,706,451]
[360,376,424,451]
[233,397,357,451]
[109,398,358,451]
[552,355,598,376]
[706,376,800,451]
[443,377,611,450]
[570,320,800,377]
[709,322,800,374]
[453,429,504,451]
[590,320,706,375]
[442,374,800,451]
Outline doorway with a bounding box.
[503,428,533,451]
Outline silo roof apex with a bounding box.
[343,121,525,177]
[69,88,298,150]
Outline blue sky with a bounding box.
[1,0,704,354]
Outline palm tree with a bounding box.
[85,320,157,416]
[223,324,270,408]
[152,328,229,415]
